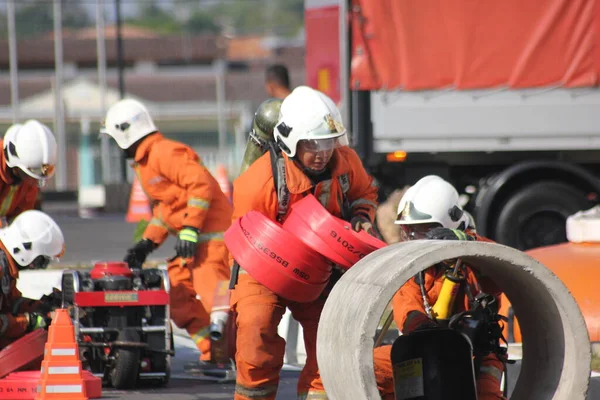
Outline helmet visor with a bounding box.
[298,138,337,153]
[395,200,434,224]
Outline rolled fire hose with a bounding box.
[317,240,591,400]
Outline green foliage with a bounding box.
[185,11,220,34]
[0,0,91,39]
[0,0,305,39]
[127,1,183,35]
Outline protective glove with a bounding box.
[124,239,157,269]
[350,214,376,236]
[175,226,199,259]
[425,227,475,241]
[36,288,62,314]
[26,312,49,332]
[403,310,439,333]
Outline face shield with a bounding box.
[18,163,55,187]
[296,138,340,172]
[395,200,443,240]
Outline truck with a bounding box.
[304,0,600,250]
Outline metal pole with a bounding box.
[53,0,67,191]
[339,0,350,134]
[96,0,111,183]
[115,0,127,182]
[7,0,19,124]
[215,59,227,152]
[115,0,125,98]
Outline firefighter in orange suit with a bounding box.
[0,120,58,226]
[0,210,65,348]
[373,176,506,400]
[230,86,379,400]
[101,99,232,371]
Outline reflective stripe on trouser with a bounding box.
[231,274,325,400]
[477,354,506,400]
[167,255,211,359]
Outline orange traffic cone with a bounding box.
[215,165,232,202]
[126,176,152,223]
[36,309,87,400]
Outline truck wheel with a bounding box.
[494,181,591,250]
[109,331,141,390]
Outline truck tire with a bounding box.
[110,330,141,390]
[494,181,591,250]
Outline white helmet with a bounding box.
[101,98,158,149]
[274,86,347,157]
[0,210,65,268]
[3,120,57,184]
[395,175,469,230]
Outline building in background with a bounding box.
[0,27,305,198]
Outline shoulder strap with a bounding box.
[268,145,289,222]
[337,173,351,220]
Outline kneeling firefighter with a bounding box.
[0,210,65,349]
[230,86,379,400]
[101,99,233,372]
[372,176,508,400]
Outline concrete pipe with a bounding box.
[317,240,591,400]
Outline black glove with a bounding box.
[124,239,156,269]
[425,227,475,241]
[36,288,62,314]
[175,226,199,259]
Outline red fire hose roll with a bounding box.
[225,211,331,303]
[283,195,387,269]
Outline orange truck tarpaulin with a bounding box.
[350,0,600,90]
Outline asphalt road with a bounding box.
[46,213,600,399]
[101,335,300,400]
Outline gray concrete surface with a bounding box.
[318,240,591,400]
[102,335,299,399]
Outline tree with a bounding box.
[127,0,182,35]
[185,11,220,35]
[0,0,92,39]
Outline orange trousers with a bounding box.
[168,240,230,361]
[231,274,325,400]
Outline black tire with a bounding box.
[494,181,591,250]
[110,330,141,390]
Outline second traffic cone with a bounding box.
[215,165,231,202]
[126,175,152,223]
[36,309,87,400]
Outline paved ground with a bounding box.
[44,212,600,399]
[101,335,300,400]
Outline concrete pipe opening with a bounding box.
[317,240,591,400]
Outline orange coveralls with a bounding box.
[0,241,45,348]
[0,140,39,226]
[133,133,232,360]
[373,262,506,400]
[230,146,379,400]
